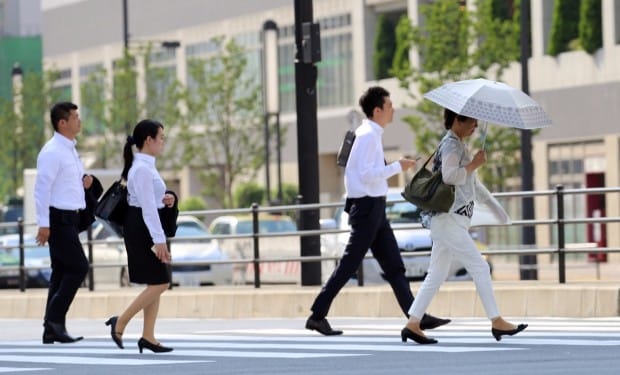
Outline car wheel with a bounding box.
[120,267,130,287]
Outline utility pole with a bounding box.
[122,0,130,134]
[519,0,538,280]
[294,0,322,285]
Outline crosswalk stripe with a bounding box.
[0,348,362,359]
[0,355,208,366]
[0,368,50,373]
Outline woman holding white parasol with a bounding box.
[400,78,551,344]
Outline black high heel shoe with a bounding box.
[492,323,528,341]
[104,316,124,349]
[138,337,173,353]
[401,327,438,345]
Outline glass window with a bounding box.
[146,65,177,119]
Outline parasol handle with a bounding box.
[480,122,488,151]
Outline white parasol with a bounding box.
[423,78,553,130]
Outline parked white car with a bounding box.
[209,214,332,284]
[170,215,232,286]
[320,188,490,284]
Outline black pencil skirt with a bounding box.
[123,206,170,285]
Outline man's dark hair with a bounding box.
[359,86,390,118]
[50,102,78,131]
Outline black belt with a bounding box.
[50,207,83,215]
[348,196,386,201]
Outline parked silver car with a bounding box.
[170,215,232,286]
[320,188,490,284]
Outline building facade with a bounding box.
[41,0,619,250]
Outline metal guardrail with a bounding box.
[1,185,619,291]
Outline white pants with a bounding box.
[408,213,500,320]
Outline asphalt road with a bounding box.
[1,317,619,375]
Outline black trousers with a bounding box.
[45,207,89,325]
[310,196,413,319]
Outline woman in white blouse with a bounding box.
[105,119,176,353]
[401,109,527,345]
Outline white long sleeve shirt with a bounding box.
[34,132,86,227]
[344,119,402,198]
[127,153,167,244]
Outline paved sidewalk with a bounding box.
[1,280,618,320]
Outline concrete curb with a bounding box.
[1,282,618,319]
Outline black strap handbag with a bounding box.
[401,149,455,212]
[94,179,129,228]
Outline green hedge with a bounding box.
[579,0,602,54]
[548,0,581,56]
[373,15,395,80]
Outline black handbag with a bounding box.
[94,179,128,228]
[401,150,454,212]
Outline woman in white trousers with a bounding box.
[401,109,527,345]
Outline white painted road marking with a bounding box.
[2,318,620,370]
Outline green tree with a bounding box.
[178,196,207,211]
[79,51,140,169]
[234,181,265,208]
[0,69,58,198]
[373,15,395,80]
[548,0,582,56]
[79,66,113,167]
[579,0,602,54]
[181,37,264,208]
[394,0,523,192]
[78,46,186,170]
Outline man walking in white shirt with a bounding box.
[35,102,92,344]
[306,86,450,335]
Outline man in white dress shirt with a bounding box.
[306,87,450,335]
[35,102,92,344]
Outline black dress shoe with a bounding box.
[138,338,173,353]
[42,321,83,344]
[105,316,124,349]
[492,323,528,341]
[401,327,438,344]
[420,314,451,330]
[305,317,343,336]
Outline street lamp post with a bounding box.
[121,0,180,134]
[262,20,282,205]
[11,63,23,194]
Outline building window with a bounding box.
[547,141,605,251]
[278,13,353,113]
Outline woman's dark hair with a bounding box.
[359,86,390,118]
[121,119,164,180]
[50,102,78,131]
[443,108,473,129]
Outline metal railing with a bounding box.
[1,185,619,291]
